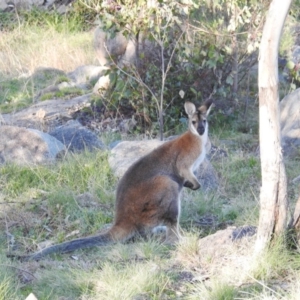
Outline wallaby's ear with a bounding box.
[198,99,213,116]
[184,102,196,116]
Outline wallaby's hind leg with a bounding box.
[160,181,182,244]
[164,224,181,244]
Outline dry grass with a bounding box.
[0,27,95,77]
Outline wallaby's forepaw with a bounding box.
[192,182,201,190]
[183,180,193,189]
[184,180,201,190]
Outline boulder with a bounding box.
[198,226,256,259]
[1,93,92,130]
[49,120,105,152]
[0,125,65,165]
[280,88,300,157]
[0,0,74,12]
[108,139,219,190]
[94,28,129,66]
[67,65,108,87]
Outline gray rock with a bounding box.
[280,88,300,157]
[195,158,219,191]
[109,140,163,178]
[109,140,122,149]
[67,65,108,86]
[0,125,65,165]
[198,226,256,258]
[49,120,105,152]
[94,28,129,66]
[1,93,92,130]
[108,139,219,191]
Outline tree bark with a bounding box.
[255,0,292,253]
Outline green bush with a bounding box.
[86,0,268,136]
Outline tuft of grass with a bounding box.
[54,87,85,99]
[0,251,20,300]
[251,237,300,281]
[39,87,85,101]
[174,233,200,269]
[23,268,88,300]
[187,280,237,300]
[0,277,17,300]
[87,261,171,300]
[0,77,32,113]
[54,75,70,84]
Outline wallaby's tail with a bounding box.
[7,225,133,261]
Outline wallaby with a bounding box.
[9,100,213,261]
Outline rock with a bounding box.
[49,120,105,152]
[93,75,111,94]
[280,88,300,157]
[93,27,155,68]
[109,139,163,177]
[195,158,219,191]
[0,125,65,165]
[108,139,219,190]
[0,0,74,12]
[198,226,256,258]
[1,93,93,131]
[30,67,66,84]
[109,140,122,149]
[94,28,129,66]
[67,65,108,87]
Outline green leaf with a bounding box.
[226,75,234,85]
[286,61,295,70]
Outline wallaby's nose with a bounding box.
[198,125,205,135]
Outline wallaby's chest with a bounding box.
[192,143,206,172]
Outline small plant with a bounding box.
[54,87,84,99]
[55,75,70,85]
[174,233,200,269]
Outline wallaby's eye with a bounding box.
[192,121,196,125]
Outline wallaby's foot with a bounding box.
[164,226,181,245]
[152,226,167,235]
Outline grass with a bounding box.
[1,138,299,299]
[1,7,300,300]
[0,11,95,113]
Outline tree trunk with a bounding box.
[255,0,292,253]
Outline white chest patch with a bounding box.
[192,145,206,172]
[192,123,208,172]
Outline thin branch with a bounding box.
[0,264,37,279]
[103,43,160,109]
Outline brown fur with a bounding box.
[8,100,213,261]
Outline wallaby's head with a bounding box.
[184,100,213,136]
